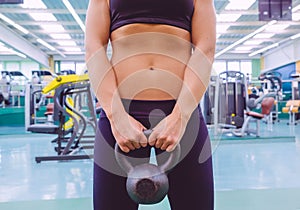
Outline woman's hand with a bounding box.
[110,112,148,153]
[148,107,189,152]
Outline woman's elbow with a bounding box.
[195,44,215,64]
[204,46,216,64]
[85,41,106,61]
[85,45,94,61]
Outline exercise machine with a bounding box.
[213,71,248,135]
[258,73,283,122]
[282,100,300,125]
[203,75,217,125]
[0,72,11,107]
[233,93,275,137]
[26,74,97,163]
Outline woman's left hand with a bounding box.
[148,108,189,152]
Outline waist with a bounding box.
[113,65,185,100]
[100,99,202,120]
[100,99,177,119]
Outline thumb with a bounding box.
[148,131,158,146]
[140,132,148,147]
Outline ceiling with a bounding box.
[0,0,300,66]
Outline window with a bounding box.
[213,60,253,81]
[75,62,86,74]
[212,61,226,76]
[240,61,252,81]
[60,62,75,72]
[227,61,240,71]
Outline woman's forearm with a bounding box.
[86,47,127,121]
[173,47,214,120]
[173,0,216,121]
[85,0,126,121]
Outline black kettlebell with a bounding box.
[115,129,181,205]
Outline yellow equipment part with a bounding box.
[282,100,300,114]
[39,74,89,130]
[63,118,74,131]
[282,107,289,113]
[291,107,299,113]
[42,74,89,94]
[63,96,80,130]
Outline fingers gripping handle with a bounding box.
[114,129,152,173]
[143,129,152,138]
[144,129,181,172]
[115,129,181,173]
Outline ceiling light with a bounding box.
[36,38,66,58]
[215,20,276,58]
[49,33,72,39]
[234,46,254,51]
[0,45,9,51]
[292,4,300,12]
[264,24,290,32]
[61,47,81,52]
[20,0,46,8]
[293,13,300,21]
[62,0,86,32]
[216,14,241,22]
[56,41,77,46]
[290,33,300,40]
[37,38,55,51]
[217,24,230,33]
[0,14,29,34]
[8,49,27,58]
[249,43,279,57]
[64,51,85,55]
[40,24,65,33]
[243,40,264,45]
[29,13,57,21]
[225,0,256,10]
[253,33,275,39]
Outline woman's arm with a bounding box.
[85,0,147,152]
[149,0,216,152]
[174,0,216,119]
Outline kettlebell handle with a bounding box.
[115,129,181,174]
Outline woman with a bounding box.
[85,0,216,209]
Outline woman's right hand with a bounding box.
[110,112,148,153]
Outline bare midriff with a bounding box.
[110,23,192,100]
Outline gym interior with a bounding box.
[0,0,300,209]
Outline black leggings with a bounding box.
[93,99,214,210]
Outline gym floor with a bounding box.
[0,120,300,210]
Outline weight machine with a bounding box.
[213,71,248,135]
[25,74,97,163]
[202,75,217,125]
[258,73,283,122]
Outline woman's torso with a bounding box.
[109,0,194,100]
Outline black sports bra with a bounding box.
[110,0,194,33]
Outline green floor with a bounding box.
[1,119,300,210]
[1,188,300,210]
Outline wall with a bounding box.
[263,39,300,71]
[20,61,40,78]
[251,59,261,79]
[0,60,40,78]
[296,60,300,74]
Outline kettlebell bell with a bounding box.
[115,129,181,204]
